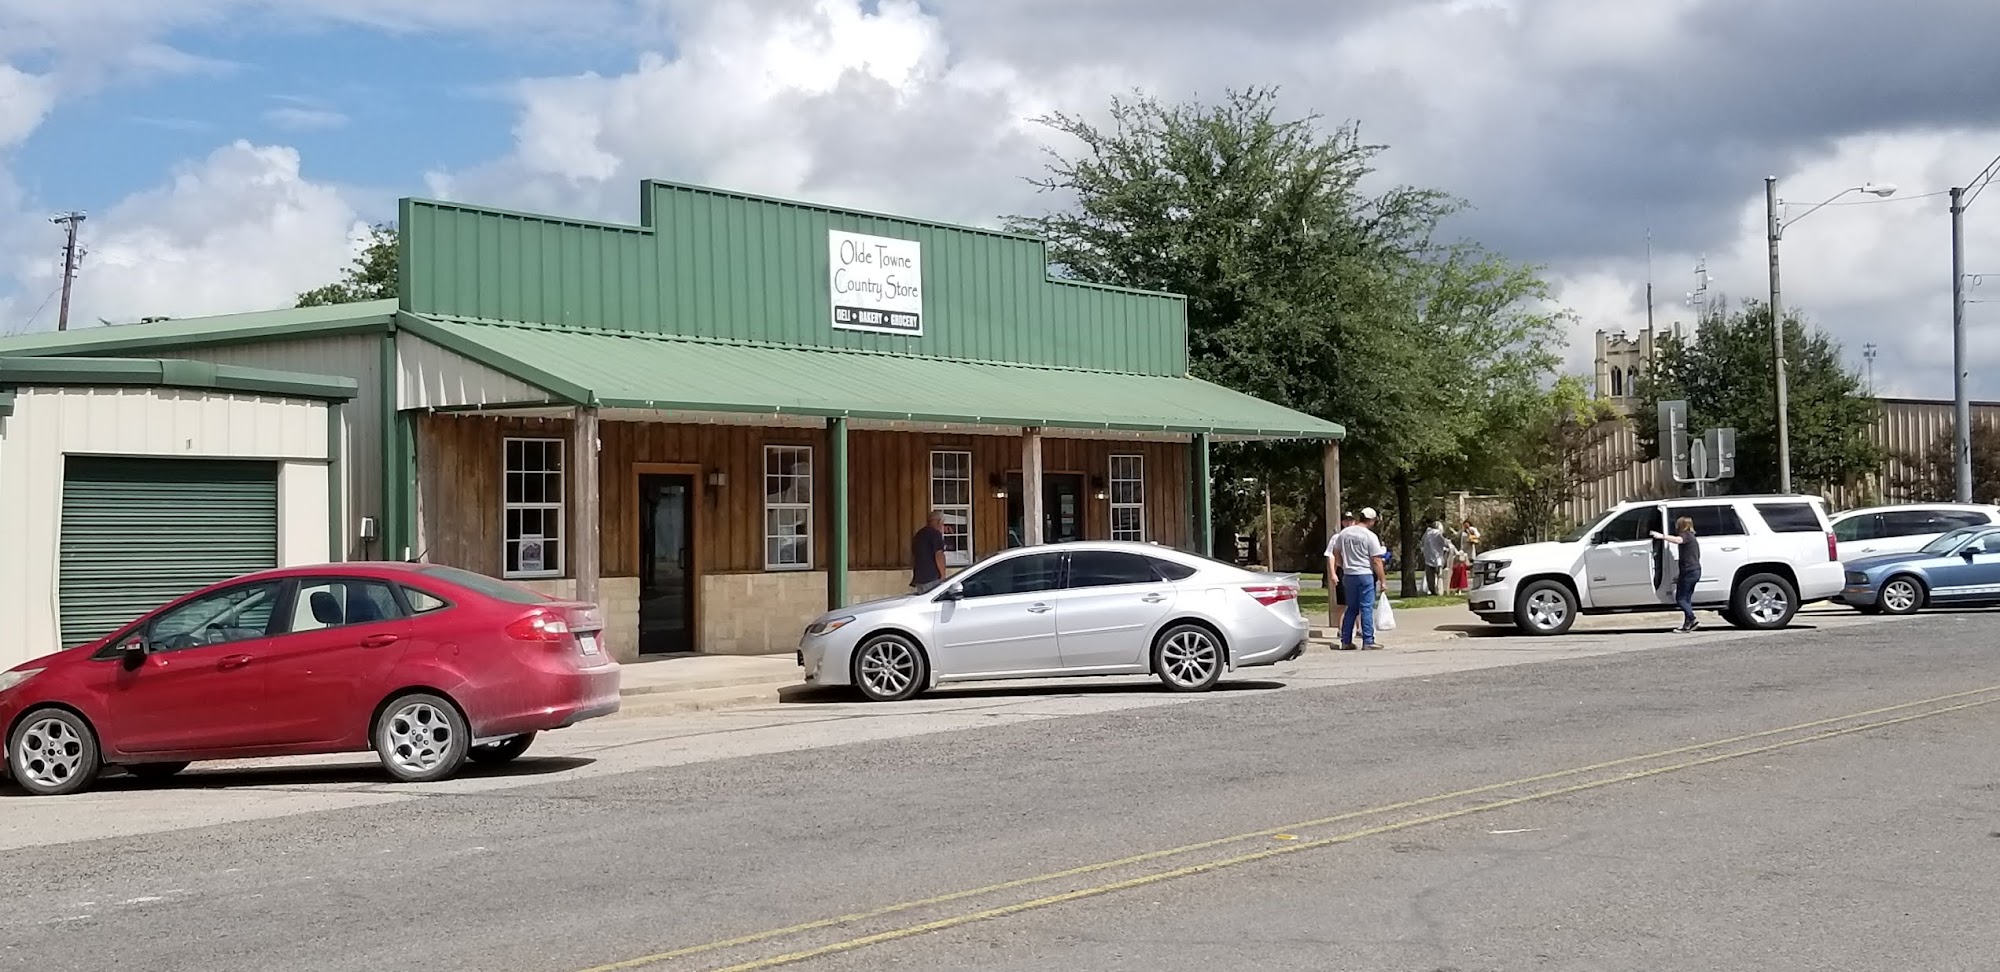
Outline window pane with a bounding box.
[506,438,523,469]
[148,583,281,649]
[1111,481,1143,505]
[1068,551,1159,589]
[1758,503,1826,534]
[960,553,1062,598]
[404,587,450,613]
[1668,505,1745,537]
[1598,507,1657,543]
[1151,558,1198,581]
[1112,506,1144,540]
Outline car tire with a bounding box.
[468,732,537,766]
[851,633,928,702]
[372,693,471,784]
[1729,573,1799,630]
[1153,623,1224,693]
[1513,580,1577,636]
[1877,575,1925,616]
[124,761,191,781]
[7,708,101,797]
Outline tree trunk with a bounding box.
[1395,472,1417,597]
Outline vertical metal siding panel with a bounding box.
[475,212,499,320]
[745,199,770,343]
[498,216,524,323]
[674,193,697,338]
[691,199,716,341]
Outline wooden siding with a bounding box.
[415,415,1193,579]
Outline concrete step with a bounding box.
[612,682,801,718]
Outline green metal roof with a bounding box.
[407,317,1343,440]
[0,356,358,401]
[0,300,397,357]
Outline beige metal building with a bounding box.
[0,357,356,669]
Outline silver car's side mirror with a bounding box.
[937,584,965,601]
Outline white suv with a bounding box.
[1467,495,1843,635]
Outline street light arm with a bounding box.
[1774,188,1861,238]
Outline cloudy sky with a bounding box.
[3,0,1999,397]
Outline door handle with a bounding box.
[361,633,400,648]
[1026,603,1052,614]
[1721,546,1741,552]
[218,654,252,671]
[1141,594,1167,603]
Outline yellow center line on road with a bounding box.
[570,684,2000,972]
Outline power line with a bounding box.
[6,285,64,337]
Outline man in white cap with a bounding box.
[1326,506,1388,650]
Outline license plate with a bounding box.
[578,632,601,656]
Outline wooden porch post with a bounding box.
[1022,427,1045,545]
[827,417,849,610]
[1193,433,1213,556]
[573,406,602,607]
[1324,439,1342,626]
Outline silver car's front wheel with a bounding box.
[852,634,927,702]
[1879,576,1924,615]
[372,693,470,783]
[1153,624,1223,693]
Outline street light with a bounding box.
[1765,177,1899,493]
[1949,154,2000,502]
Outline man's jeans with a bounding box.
[1340,573,1378,646]
[1675,569,1699,627]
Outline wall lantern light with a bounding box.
[1090,475,1108,501]
[987,473,1009,498]
[707,471,728,488]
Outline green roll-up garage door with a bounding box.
[59,456,280,647]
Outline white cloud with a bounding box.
[7,141,368,326]
[0,64,55,148]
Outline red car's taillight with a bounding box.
[1243,585,1298,607]
[1826,532,1838,562]
[505,609,572,643]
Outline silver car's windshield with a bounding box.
[1921,526,1987,555]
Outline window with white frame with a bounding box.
[930,450,974,567]
[1109,454,1145,542]
[503,437,565,578]
[764,445,814,570]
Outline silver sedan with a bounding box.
[799,541,1310,701]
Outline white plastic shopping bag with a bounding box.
[1375,592,1397,631]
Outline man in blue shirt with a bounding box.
[911,511,949,591]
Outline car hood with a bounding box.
[7,641,92,674]
[1846,550,1937,572]
[1478,541,1580,566]
[813,591,922,625]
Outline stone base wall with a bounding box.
[697,570,910,655]
[517,576,643,663]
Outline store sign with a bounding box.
[829,229,923,336]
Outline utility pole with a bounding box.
[1766,177,1792,494]
[1952,187,1972,502]
[51,212,86,332]
[1863,342,1878,395]
[1645,229,1655,332]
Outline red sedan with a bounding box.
[0,563,621,796]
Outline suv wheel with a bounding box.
[1728,573,1798,630]
[1514,579,1577,636]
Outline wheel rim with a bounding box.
[384,702,455,774]
[1883,579,1919,613]
[1525,589,1569,630]
[1748,582,1791,624]
[15,717,85,790]
[858,640,917,698]
[1161,630,1219,687]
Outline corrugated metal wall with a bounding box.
[399,183,1189,376]
[396,332,552,409]
[1561,397,2000,526]
[153,334,381,560]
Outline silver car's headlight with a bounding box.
[0,668,42,693]
[805,616,855,637]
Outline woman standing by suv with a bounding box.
[1651,517,1701,632]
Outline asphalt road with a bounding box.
[7,611,2000,971]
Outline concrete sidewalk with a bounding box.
[612,604,1640,716]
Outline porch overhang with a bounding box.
[396,314,1346,442]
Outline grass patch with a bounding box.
[1298,590,1464,616]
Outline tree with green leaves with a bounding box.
[1004,87,1566,580]
[1488,376,1627,544]
[1632,301,1881,495]
[296,224,398,307]
[1901,420,2000,503]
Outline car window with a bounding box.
[415,564,550,604]
[1940,510,1994,529]
[1833,512,1881,542]
[1150,558,1199,581]
[1067,551,1162,589]
[959,553,1063,598]
[1881,509,1947,537]
[146,582,282,651]
[1968,532,2000,555]
[1920,526,1985,554]
[403,587,451,614]
[1596,506,1659,543]
[1668,505,1746,537]
[1757,503,1826,534]
[288,580,407,632]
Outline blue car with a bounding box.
[1838,525,2000,615]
